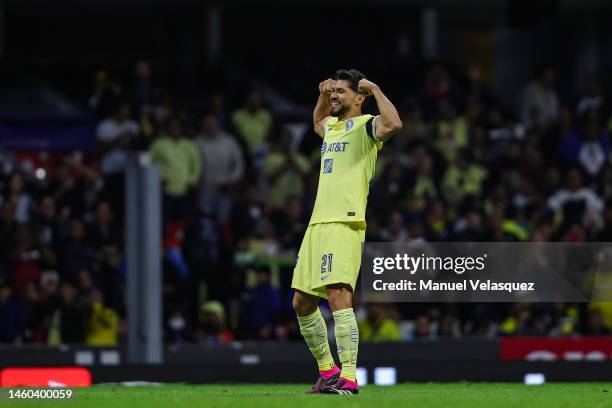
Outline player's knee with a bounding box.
[292,292,316,316]
[291,295,302,313]
[326,285,352,311]
[326,292,343,310]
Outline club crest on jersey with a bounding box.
[345,119,354,132]
[323,158,333,174]
[321,142,327,157]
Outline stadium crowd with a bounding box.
[1,61,612,346]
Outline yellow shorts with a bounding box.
[291,222,366,299]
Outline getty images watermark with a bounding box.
[361,242,612,302]
[371,252,535,292]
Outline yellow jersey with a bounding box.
[309,114,382,226]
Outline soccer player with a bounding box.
[291,69,402,395]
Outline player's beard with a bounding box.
[331,102,349,117]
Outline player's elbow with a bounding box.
[381,120,402,137]
[390,119,403,133]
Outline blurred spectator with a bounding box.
[364,214,384,241]
[422,65,460,120]
[264,128,311,209]
[96,100,140,215]
[183,213,226,302]
[545,302,578,336]
[5,172,34,224]
[78,270,95,298]
[22,281,48,342]
[194,300,235,344]
[588,301,612,333]
[442,149,487,208]
[231,90,272,159]
[137,104,156,142]
[371,162,410,216]
[35,196,59,248]
[582,308,611,335]
[161,221,190,318]
[470,125,489,165]
[241,268,281,339]
[163,221,190,276]
[230,184,269,243]
[425,202,451,241]
[150,117,202,221]
[47,282,85,344]
[0,282,25,343]
[601,165,612,202]
[8,225,43,297]
[130,61,153,109]
[84,289,119,346]
[434,100,468,163]
[392,102,429,150]
[576,76,603,116]
[89,70,122,119]
[455,209,486,241]
[96,101,140,173]
[58,219,95,282]
[195,113,245,220]
[357,303,401,342]
[238,218,280,260]
[88,201,122,306]
[167,310,187,343]
[208,93,229,130]
[87,201,121,249]
[58,281,85,343]
[466,65,487,102]
[519,66,560,130]
[196,113,245,188]
[409,146,439,202]
[596,205,612,241]
[412,314,436,340]
[547,168,604,231]
[52,162,90,219]
[554,106,575,156]
[381,211,408,242]
[437,314,462,339]
[272,195,306,251]
[500,305,544,336]
[486,108,526,163]
[558,109,609,178]
[0,201,17,263]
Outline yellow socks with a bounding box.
[297,308,336,372]
[297,307,359,381]
[332,308,359,382]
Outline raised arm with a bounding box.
[358,79,403,142]
[313,79,334,139]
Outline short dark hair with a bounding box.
[334,69,370,107]
[334,69,366,93]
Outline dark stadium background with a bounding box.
[1,0,612,385]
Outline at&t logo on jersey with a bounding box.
[323,158,333,174]
[321,141,350,156]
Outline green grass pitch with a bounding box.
[3,383,612,407]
